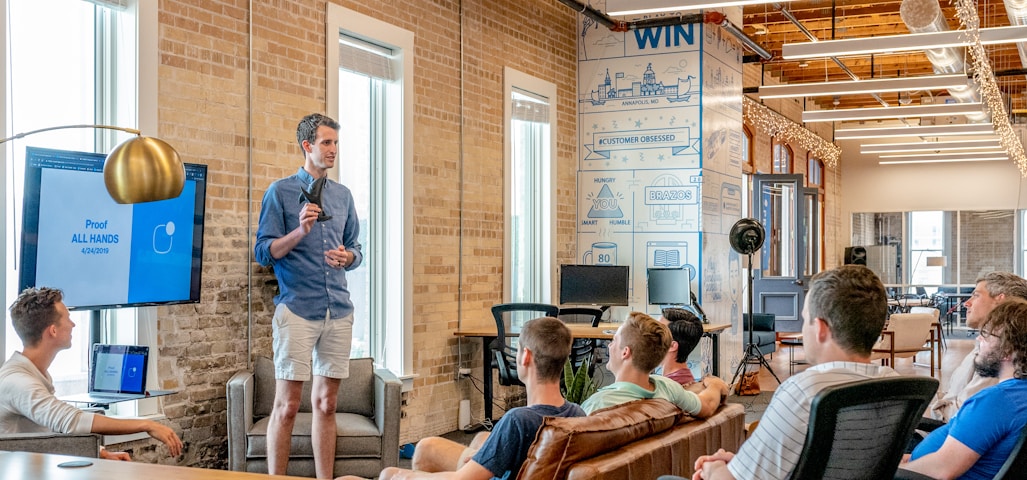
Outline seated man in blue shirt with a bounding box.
[377,317,585,480]
[900,299,1027,480]
[582,311,728,417]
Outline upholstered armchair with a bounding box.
[227,356,401,478]
[0,431,100,457]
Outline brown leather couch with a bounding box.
[519,399,746,480]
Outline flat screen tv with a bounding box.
[647,267,691,306]
[19,146,207,310]
[559,264,630,306]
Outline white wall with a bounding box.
[839,136,1027,230]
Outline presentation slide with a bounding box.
[21,147,204,309]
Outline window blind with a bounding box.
[339,33,395,81]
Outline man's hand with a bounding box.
[299,202,321,235]
[99,448,131,461]
[703,376,730,402]
[146,421,184,457]
[693,449,735,480]
[325,246,350,269]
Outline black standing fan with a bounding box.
[729,218,781,386]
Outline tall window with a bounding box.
[504,68,555,303]
[807,156,825,271]
[772,140,792,173]
[909,211,944,285]
[3,0,154,408]
[328,6,413,377]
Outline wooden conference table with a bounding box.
[455,322,730,422]
[0,450,309,480]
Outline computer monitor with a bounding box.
[647,267,691,306]
[559,264,630,306]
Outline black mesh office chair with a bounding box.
[788,376,939,480]
[557,307,604,372]
[490,303,560,386]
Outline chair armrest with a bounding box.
[0,432,101,458]
[374,367,402,469]
[916,417,945,433]
[894,468,935,480]
[227,369,255,471]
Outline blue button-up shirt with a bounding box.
[255,168,362,320]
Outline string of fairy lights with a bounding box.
[742,96,841,167]
[954,0,1027,176]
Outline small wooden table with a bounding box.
[0,450,309,479]
[779,333,807,375]
[455,322,730,422]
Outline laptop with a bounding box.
[61,344,149,404]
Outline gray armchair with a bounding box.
[227,356,401,478]
[0,431,101,457]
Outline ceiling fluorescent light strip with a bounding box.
[606,0,796,15]
[802,102,984,123]
[834,123,996,139]
[880,157,1008,164]
[875,151,1010,160]
[860,140,1003,153]
[783,24,1027,59]
[758,74,967,99]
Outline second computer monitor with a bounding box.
[647,267,691,306]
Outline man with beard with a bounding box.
[900,299,1027,479]
[930,272,1027,422]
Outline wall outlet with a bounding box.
[458,367,472,377]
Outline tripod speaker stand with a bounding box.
[728,218,782,387]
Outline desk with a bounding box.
[0,450,307,479]
[455,322,730,422]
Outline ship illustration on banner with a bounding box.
[583,64,699,106]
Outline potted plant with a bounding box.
[562,352,599,404]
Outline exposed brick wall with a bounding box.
[140,0,577,469]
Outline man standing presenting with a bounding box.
[0,287,183,460]
[930,272,1027,422]
[692,265,897,480]
[255,113,362,478]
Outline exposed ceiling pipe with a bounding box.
[555,0,772,60]
[1003,0,1027,80]
[900,0,989,122]
[774,3,891,107]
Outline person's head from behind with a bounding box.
[609,312,671,375]
[965,272,1027,329]
[9,287,71,349]
[975,299,1027,379]
[802,265,888,363]
[660,308,703,363]
[296,113,340,170]
[517,316,572,383]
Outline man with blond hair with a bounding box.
[377,317,584,480]
[581,311,728,417]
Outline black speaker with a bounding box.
[844,246,867,265]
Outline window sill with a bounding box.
[398,374,417,393]
[102,413,167,446]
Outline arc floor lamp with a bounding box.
[0,124,185,204]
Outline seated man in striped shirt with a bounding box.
[692,265,898,480]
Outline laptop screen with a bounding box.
[90,344,149,394]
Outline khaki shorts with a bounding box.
[272,303,352,381]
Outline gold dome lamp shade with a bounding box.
[0,124,185,204]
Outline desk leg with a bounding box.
[481,336,495,423]
[705,332,721,377]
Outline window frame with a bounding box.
[1,0,160,419]
[326,5,414,382]
[503,67,556,304]
[772,139,793,174]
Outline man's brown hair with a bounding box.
[519,317,573,382]
[621,312,672,372]
[806,265,888,356]
[9,287,64,347]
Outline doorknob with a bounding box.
[794,279,804,286]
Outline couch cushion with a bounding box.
[566,403,746,480]
[246,412,383,458]
[518,399,683,480]
[253,356,375,418]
